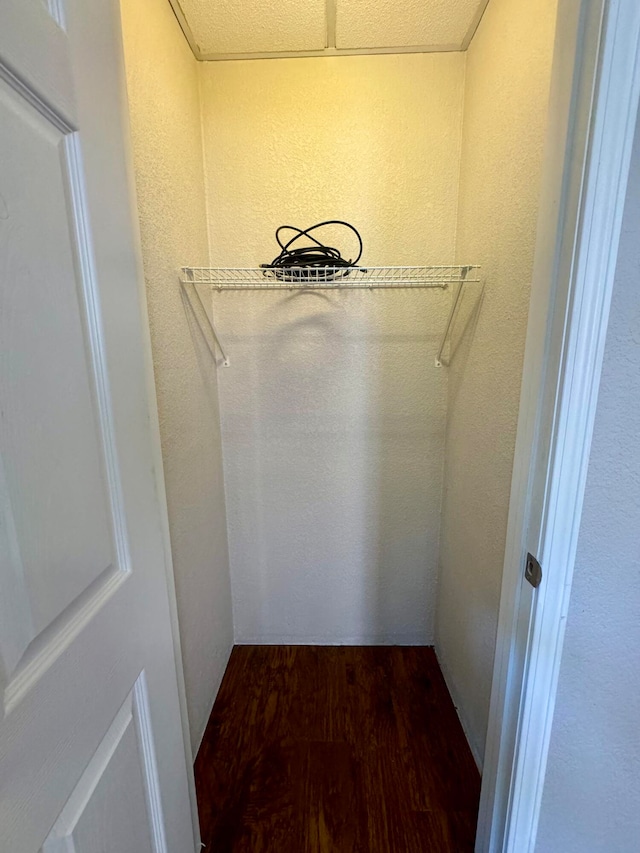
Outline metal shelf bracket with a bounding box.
[434,266,473,368]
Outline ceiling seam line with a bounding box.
[326,0,337,49]
[461,0,492,50]
[166,0,201,60]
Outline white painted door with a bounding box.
[0,1,196,851]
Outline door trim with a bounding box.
[478,1,640,850]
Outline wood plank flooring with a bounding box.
[195,646,480,852]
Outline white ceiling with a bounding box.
[172,0,490,60]
[336,0,488,50]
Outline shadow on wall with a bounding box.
[182,283,469,645]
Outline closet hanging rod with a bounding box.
[181,265,480,290]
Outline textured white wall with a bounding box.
[200,54,465,643]
[535,116,640,853]
[120,0,233,754]
[436,0,558,763]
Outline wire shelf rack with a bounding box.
[181,265,480,290]
[180,264,481,368]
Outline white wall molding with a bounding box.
[196,43,464,62]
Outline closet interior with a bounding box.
[120,0,559,843]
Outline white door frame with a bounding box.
[478,1,640,851]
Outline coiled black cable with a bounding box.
[260,220,363,282]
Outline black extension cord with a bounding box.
[260,220,363,282]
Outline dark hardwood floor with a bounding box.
[195,646,480,852]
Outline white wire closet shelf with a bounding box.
[180,264,481,368]
[181,264,480,289]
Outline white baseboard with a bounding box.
[233,633,434,646]
[434,646,483,772]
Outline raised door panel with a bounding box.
[0,1,74,126]
[0,71,126,705]
[42,674,165,853]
